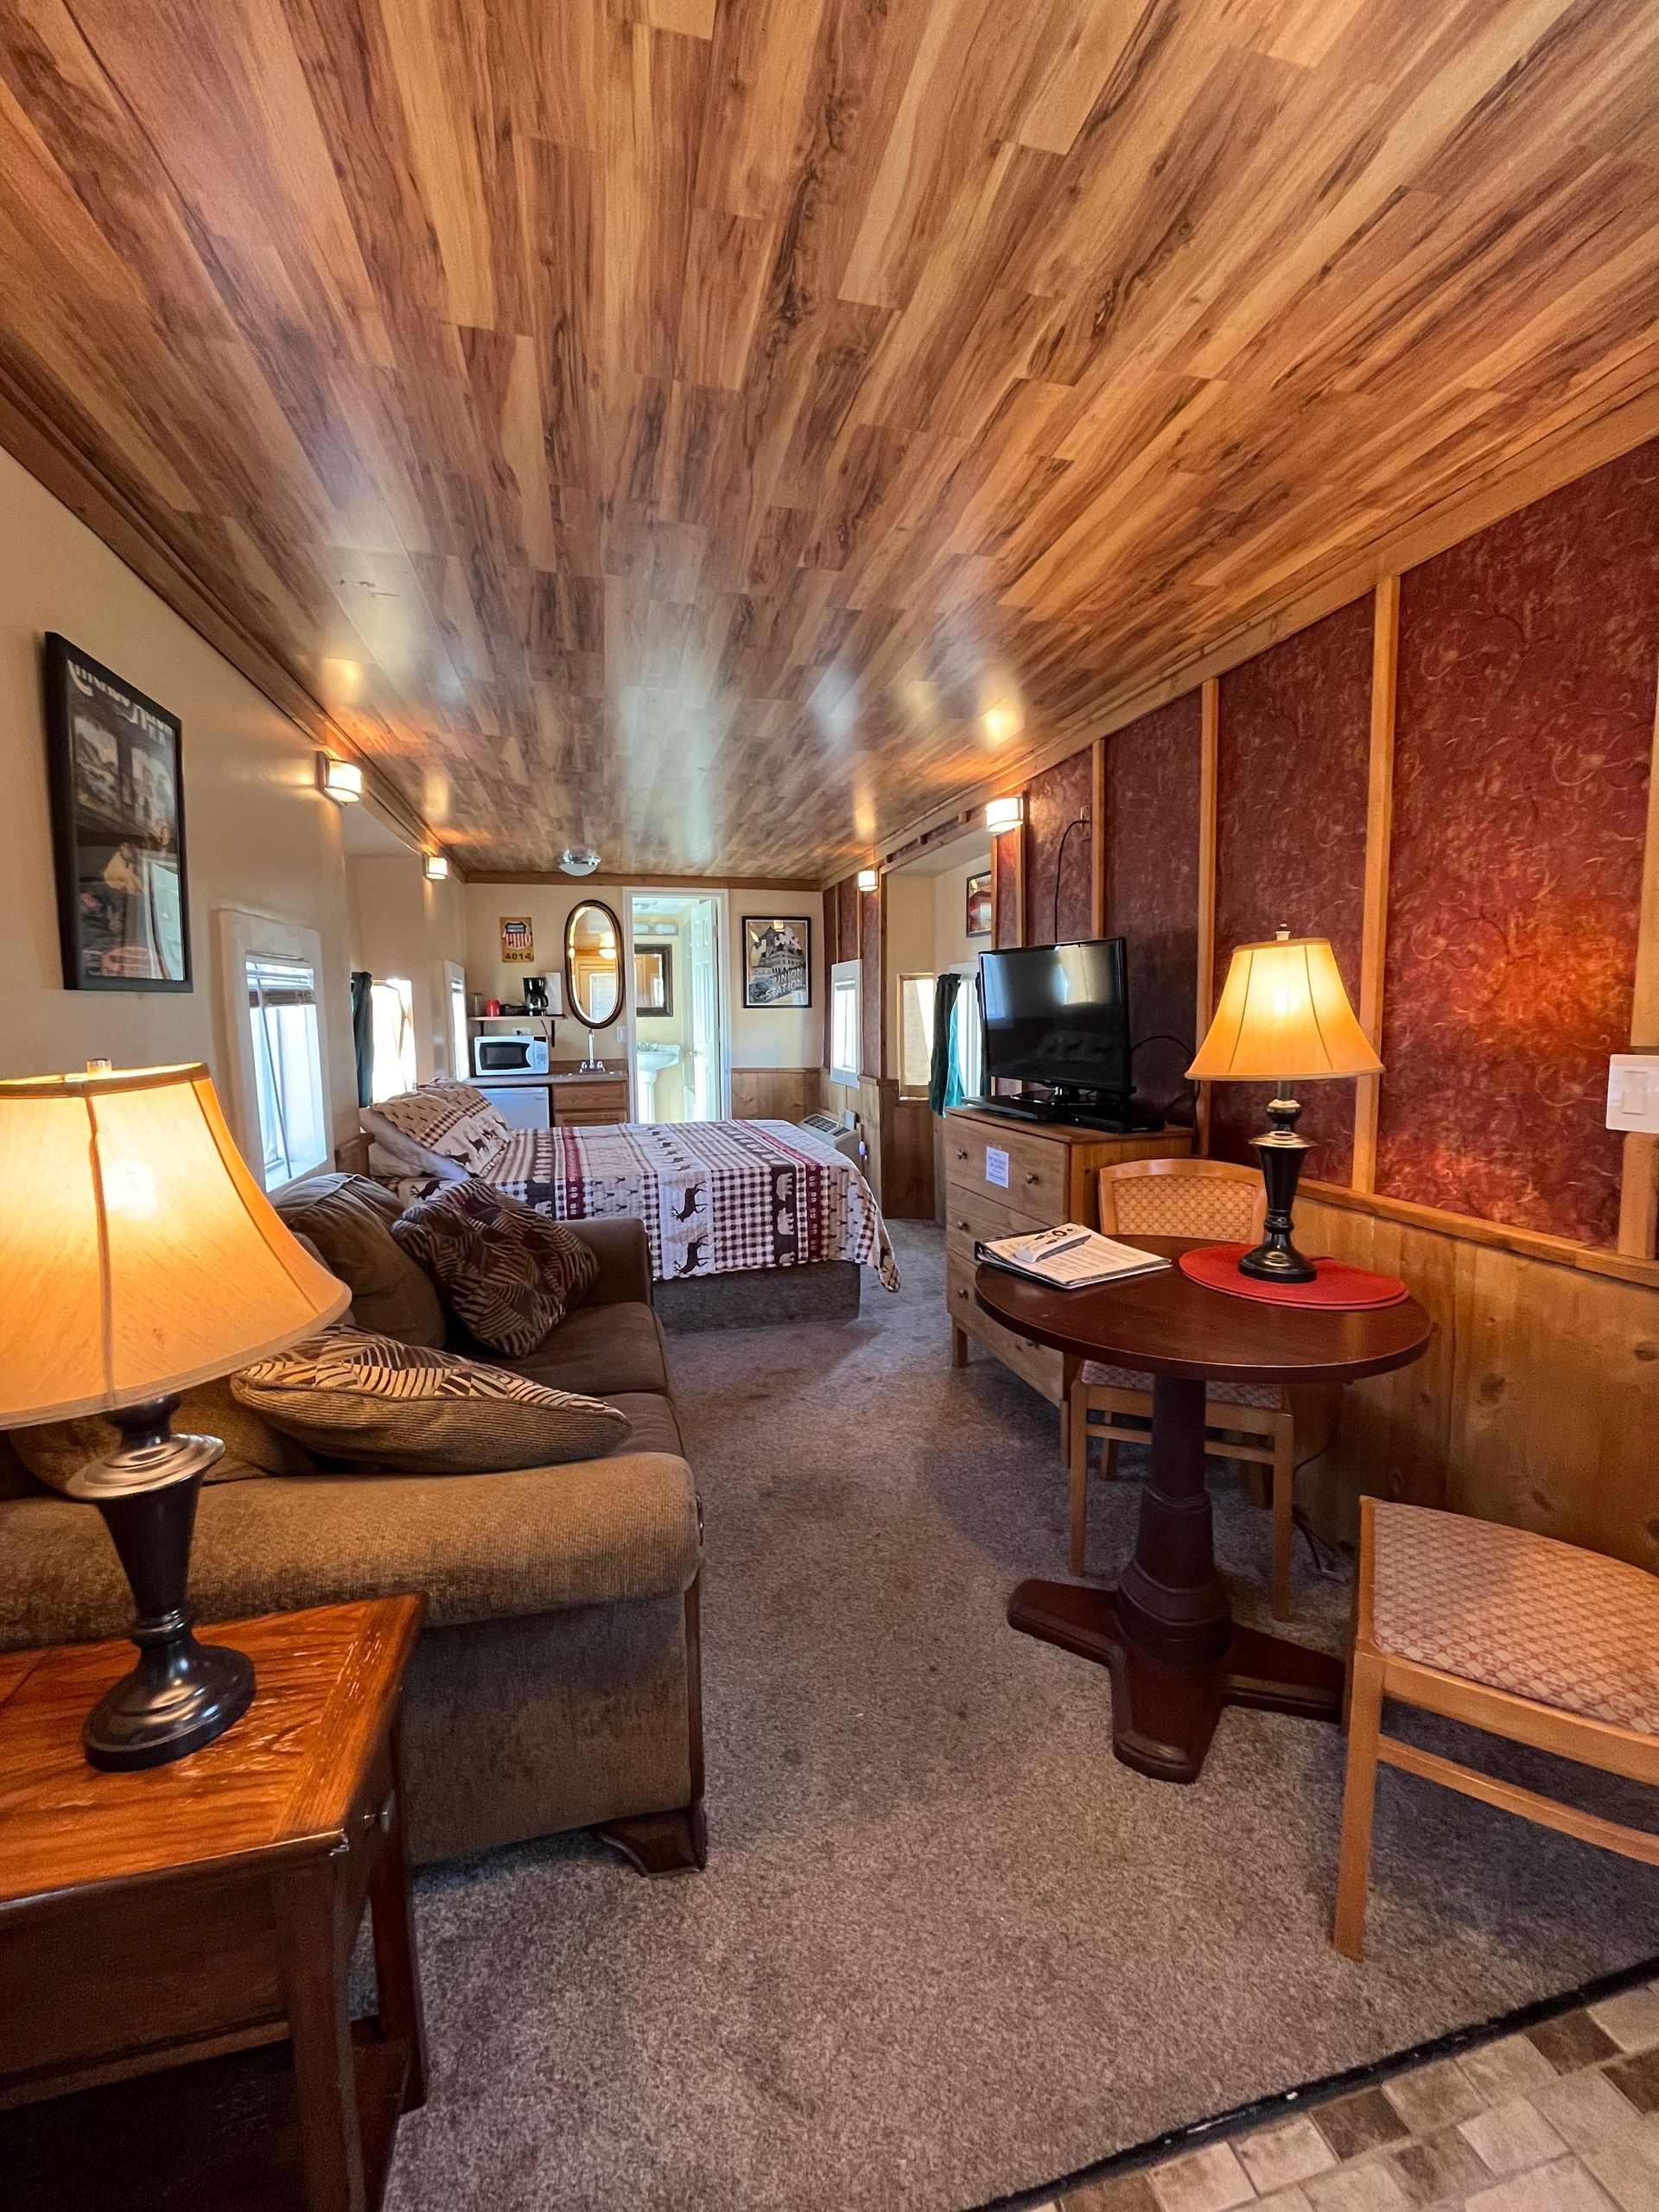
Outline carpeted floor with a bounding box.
[383,1222,1659,2212]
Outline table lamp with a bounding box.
[1187,930,1382,1283]
[0,1062,349,1770]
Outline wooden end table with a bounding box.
[976,1238,1430,1784]
[0,1595,428,2212]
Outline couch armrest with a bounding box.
[0,1451,701,1649]
[569,1217,653,1306]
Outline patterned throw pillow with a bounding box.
[232,1331,629,1472]
[390,1179,601,1357]
[362,1083,509,1179]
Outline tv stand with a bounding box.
[963,1093,1164,1137]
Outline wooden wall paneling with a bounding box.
[821,886,839,1072]
[1351,575,1400,1194]
[1089,738,1106,939]
[729,1068,822,1122]
[880,1089,936,1220]
[1618,668,1659,1257]
[859,876,882,1081]
[1195,679,1219,1154]
[1376,441,1659,1249]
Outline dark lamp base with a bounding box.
[1236,1236,1319,1286]
[65,1395,256,1771]
[1245,1090,1318,1287]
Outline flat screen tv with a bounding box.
[979,938,1132,1100]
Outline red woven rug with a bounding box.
[1178,1242,1409,1309]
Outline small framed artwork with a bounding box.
[500,916,535,964]
[965,871,992,939]
[743,915,811,1007]
[45,633,191,991]
[634,944,674,1017]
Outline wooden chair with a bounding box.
[1068,1157,1321,1620]
[1335,1496,1659,1960]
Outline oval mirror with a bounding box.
[565,899,623,1028]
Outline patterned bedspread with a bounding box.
[485,1119,900,1290]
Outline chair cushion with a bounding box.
[1370,1502,1659,1735]
[1080,1359,1284,1412]
[391,1180,600,1358]
[232,1331,629,1473]
[363,1084,509,1179]
[272,1173,446,1346]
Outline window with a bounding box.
[897,973,935,1098]
[246,954,327,1189]
[370,976,416,1102]
[446,961,468,1080]
[830,959,861,1088]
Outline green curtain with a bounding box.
[350,970,373,1108]
[928,972,963,1116]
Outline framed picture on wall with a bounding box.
[743,916,811,1007]
[634,944,674,1016]
[499,916,535,963]
[44,633,191,991]
[965,871,992,939]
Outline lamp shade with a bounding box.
[1188,937,1382,1084]
[0,1063,350,1425]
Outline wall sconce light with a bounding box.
[423,854,450,881]
[318,754,363,804]
[985,793,1024,834]
[855,867,879,893]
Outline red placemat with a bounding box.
[1179,1243,1409,1309]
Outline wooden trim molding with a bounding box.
[1617,663,1659,1258]
[1090,737,1107,939]
[472,871,822,893]
[1304,1177,1659,1291]
[1351,575,1400,1194]
[1195,679,1219,1155]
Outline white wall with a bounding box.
[882,874,935,1079]
[0,448,359,1162]
[934,849,993,971]
[346,851,467,1084]
[464,881,823,1073]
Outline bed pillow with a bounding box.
[362,1084,509,1179]
[231,1332,629,1472]
[391,1179,600,1358]
[14,1374,323,1492]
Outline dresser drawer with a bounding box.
[944,1123,1067,1224]
[943,1185,1049,1273]
[946,1252,1065,1405]
[552,1080,631,1127]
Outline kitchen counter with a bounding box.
[470,1069,622,1086]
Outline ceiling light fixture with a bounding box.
[318,754,363,804]
[985,794,1024,834]
[559,846,601,876]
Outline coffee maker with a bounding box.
[522,975,549,1016]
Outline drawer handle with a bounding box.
[954,1147,968,1160]
[1023,1171,1039,1185]
[956,1217,969,1231]
[956,1287,968,1300]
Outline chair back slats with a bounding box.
[1097,1157,1265,1243]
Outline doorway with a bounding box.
[629,893,727,1123]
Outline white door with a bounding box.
[685,898,723,1121]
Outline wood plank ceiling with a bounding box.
[1,0,1657,878]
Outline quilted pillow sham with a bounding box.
[362,1082,508,1179]
[231,1331,629,1472]
[390,1179,600,1357]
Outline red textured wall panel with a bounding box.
[1103,693,1202,1122]
[860,885,881,1078]
[836,878,859,963]
[992,830,1020,948]
[821,887,837,1069]
[1024,747,1094,946]
[1212,598,1374,1182]
[1376,438,1659,1247]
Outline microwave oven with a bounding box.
[473,1034,549,1076]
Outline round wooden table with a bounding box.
[976,1236,1430,1784]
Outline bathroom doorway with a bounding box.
[629,892,728,1123]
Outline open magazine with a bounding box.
[975,1222,1171,1290]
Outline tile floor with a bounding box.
[1024,1976,1659,2212]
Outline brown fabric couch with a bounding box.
[0,1176,704,1873]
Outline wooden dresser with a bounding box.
[944,1105,1193,1434]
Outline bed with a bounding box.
[367,1097,899,1328]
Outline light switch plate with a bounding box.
[1606,1053,1659,1133]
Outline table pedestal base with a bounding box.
[1007,1579,1344,1783]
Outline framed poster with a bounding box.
[743,915,811,1007]
[965,870,992,939]
[500,916,535,964]
[634,944,674,1016]
[45,633,190,991]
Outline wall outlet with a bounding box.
[1606,1053,1659,1133]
